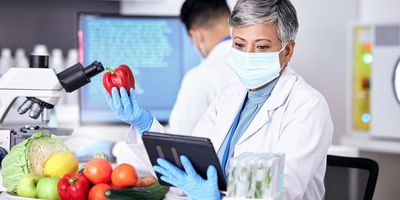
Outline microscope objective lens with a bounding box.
[41,108,50,125]
[29,103,43,119]
[17,99,33,114]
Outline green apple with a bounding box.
[16,174,41,198]
[36,177,61,200]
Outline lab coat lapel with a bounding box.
[212,87,247,152]
[236,98,271,145]
[237,68,298,145]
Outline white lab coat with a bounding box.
[122,67,333,200]
[168,39,238,135]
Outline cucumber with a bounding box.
[105,182,169,200]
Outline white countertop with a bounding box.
[341,133,400,154]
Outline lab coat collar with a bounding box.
[237,67,298,145]
[266,67,298,110]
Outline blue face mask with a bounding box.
[226,45,286,89]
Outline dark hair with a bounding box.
[180,0,231,31]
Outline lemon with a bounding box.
[44,151,78,178]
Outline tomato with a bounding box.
[83,158,112,184]
[88,183,111,200]
[111,163,138,188]
[103,64,135,96]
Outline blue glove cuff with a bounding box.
[136,110,154,134]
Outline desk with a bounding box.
[342,133,400,154]
[327,145,359,157]
[0,144,359,198]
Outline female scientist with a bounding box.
[105,0,333,199]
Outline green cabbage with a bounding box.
[1,132,68,193]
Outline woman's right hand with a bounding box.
[153,155,222,200]
[105,87,153,134]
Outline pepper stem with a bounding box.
[106,67,114,74]
[68,177,79,184]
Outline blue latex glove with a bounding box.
[105,87,153,134]
[153,155,222,200]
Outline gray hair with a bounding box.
[229,0,299,44]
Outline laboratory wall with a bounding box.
[290,0,358,143]
[121,0,243,20]
[121,0,184,15]
[0,0,119,54]
[360,0,400,23]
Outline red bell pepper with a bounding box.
[58,173,90,200]
[103,64,135,96]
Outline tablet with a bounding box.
[142,132,227,191]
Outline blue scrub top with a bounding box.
[217,77,279,177]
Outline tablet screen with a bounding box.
[142,132,227,191]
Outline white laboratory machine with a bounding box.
[349,23,400,139]
[0,55,104,158]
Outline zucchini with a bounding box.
[105,182,169,200]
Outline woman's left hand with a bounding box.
[153,155,222,200]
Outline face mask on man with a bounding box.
[226,44,286,89]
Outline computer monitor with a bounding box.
[77,13,201,124]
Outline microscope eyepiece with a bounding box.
[83,61,104,79]
[57,61,104,93]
